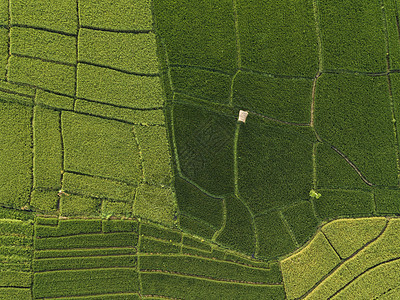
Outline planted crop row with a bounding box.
[33,255,137,272]
[34,247,136,259]
[74,99,165,125]
[33,268,139,298]
[140,272,285,300]
[34,232,138,250]
[139,254,280,284]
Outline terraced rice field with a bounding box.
[1,0,400,299]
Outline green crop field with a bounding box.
[1,0,400,299]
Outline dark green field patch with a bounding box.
[314,73,398,186]
[11,27,76,64]
[140,272,285,300]
[78,29,158,74]
[374,189,400,215]
[62,111,142,185]
[170,67,232,104]
[33,269,139,298]
[314,189,374,220]
[173,101,235,196]
[175,177,223,229]
[282,201,319,246]
[232,71,313,124]
[76,63,164,109]
[79,0,152,31]
[237,0,318,77]
[255,211,296,260]
[153,0,237,72]
[217,195,255,255]
[9,55,76,96]
[0,102,32,209]
[11,0,77,34]
[318,0,386,72]
[237,116,313,213]
[315,142,370,189]
[140,254,277,284]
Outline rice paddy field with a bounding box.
[1,0,400,299]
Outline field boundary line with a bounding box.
[278,211,299,248]
[80,25,153,34]
[239,67,315,80]
[12,53,75,67]
[168,63,234,76]
[137,253,271,271]
[229,70,240,106]
[212,197,227,242]
[78,61,160,77]
[5,0,10,81]
[232,0,241,68]
[10,24,77,37]
[381,0,400,186]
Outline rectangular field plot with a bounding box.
[237,116,313,213]
[153,0,237,72]
[79,0,152,31]
[318,0,386,72]
[33,269,139,298]
[170,67,232,104]
[139,255,278,284]
[78,29,158,74]
[314,189,374,219]
[232,71,313,124]
[134,126,172,186]
[314,73,398,186]
[133,185,175,226]
[0,103,32,209]
[10,0,77,34]
[34,89,74,110]
[11,27,76,64]
[237,0,318,77]
[76,63,164,109]
[32,106,62,192]
[62,112,142,185]
[140,272,285,300]
[9,55,76,96]
[0,218,33,298]
[33,219,139,298]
